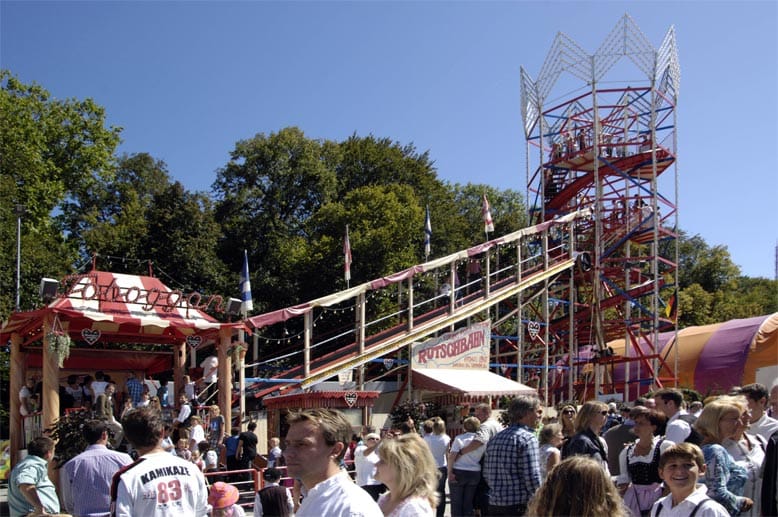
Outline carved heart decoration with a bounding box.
[344,392,358,408]
[81,328,101,345]
[527,321,541,340]
[186,335,202,349]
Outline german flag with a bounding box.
[665,291,678,323]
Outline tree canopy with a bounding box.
[0,70,774,331]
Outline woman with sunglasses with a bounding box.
[615,407,672,517]
[723,403,767,517]
[561,400,610,473]
[559,404,577,438]
[696,396,753,516]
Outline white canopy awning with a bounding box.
[411,368,537,397]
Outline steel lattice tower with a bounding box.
[518,14,681,402]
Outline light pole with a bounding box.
[14,204,24,311]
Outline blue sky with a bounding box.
[2,1,776,279]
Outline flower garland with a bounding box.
[228,341,248,364]
[46,330,72,368]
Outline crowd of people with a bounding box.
[8,379,778,516]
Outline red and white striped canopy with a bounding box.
[1,271,243,346]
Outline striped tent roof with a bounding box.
[1,270,245,347]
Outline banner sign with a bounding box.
[411,320,491,369]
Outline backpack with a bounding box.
[677,414,703,445]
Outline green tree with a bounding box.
[80,153,172,272]
[214,127,339,311]
[143,182,230,296]
[0,71,120,316]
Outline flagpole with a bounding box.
[424,205,432,263]
[238,249,253,428]
[344,225,352,289]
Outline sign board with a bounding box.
[411,320,491,370]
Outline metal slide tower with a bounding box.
[518,14,681,402]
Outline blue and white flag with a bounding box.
[424,205,432,259]
[240,249,253,314]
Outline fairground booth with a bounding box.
[0,270,249,466]
[408,321,536,435]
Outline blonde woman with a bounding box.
[375,433,439,516]
[723,404,767,517]
[526,456,627,517]
[561,400,609,472]
[422,417,450,517]
[538,423,564,480]
[696,396,753,515]
[559,404,577,441]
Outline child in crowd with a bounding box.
[175,438,192,461]
[182,374,197,404]
[253,468,294,517]
[191,447,204,472]
[209,481,246,517]
[161,424,175,454]
[199,440,219,474]
[651,443,729,516]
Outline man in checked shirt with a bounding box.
[482,395,543,516]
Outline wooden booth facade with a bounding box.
[262,390,381,441]
[0,270,249,466]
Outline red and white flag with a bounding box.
[343,225,352,285]
[482,194,495,233]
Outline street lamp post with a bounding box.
[14,204,24,311]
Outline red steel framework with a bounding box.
[513,15,682,404]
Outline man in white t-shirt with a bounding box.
[19,377,36,416]
[738,383,778,441]
[453,403,504,513]
[655,388,692,443]
[111,406,208,516]
[284,409,382,517]
[199,355,218,401]
[91,371,109,399]
[354,433,383,501]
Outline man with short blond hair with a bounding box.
[284,409,381,517]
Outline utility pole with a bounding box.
[14,204,25,311]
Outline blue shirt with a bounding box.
[9,454,60,516]
[701,443,748,515]
[483,424,541,506]
[126,378,144,406]
[156,385,169,407]
[61,444,133,517]
[225,434,240,457]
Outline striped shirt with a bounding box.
[61,444,133,516]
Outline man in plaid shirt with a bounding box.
[483,395,543,516]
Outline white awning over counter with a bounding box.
[411,368,537,397]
